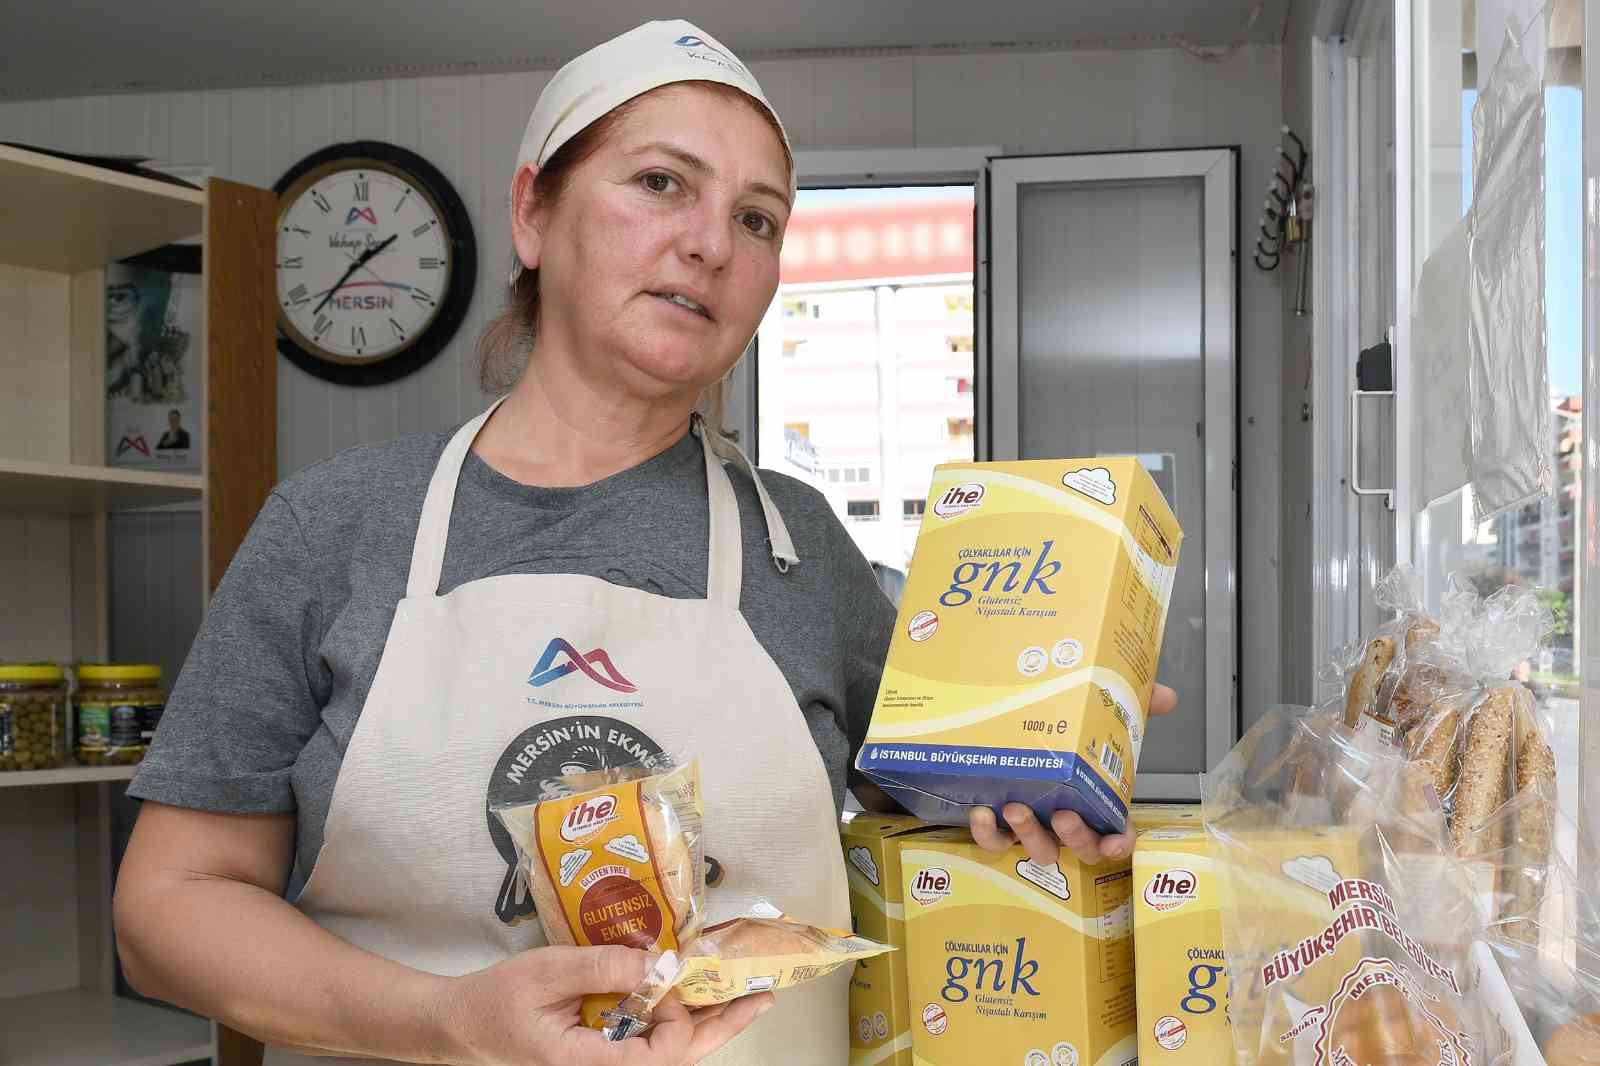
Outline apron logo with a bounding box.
[485,716,666,926]
[528,638,637,693]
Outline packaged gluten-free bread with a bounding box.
[493,757,704,1028]
[603,907,892,1041]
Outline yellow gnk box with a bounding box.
[1133,827,1232,1064]
[1128,802,1203,834]
[842,813,932,1066]
[900,827,1137,1066]
[856,459,1182,835]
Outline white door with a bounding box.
[985,150,1239,798]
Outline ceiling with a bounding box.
[0,0,1289,101]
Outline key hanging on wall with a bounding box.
[1255,125,1311,306]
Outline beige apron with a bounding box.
[265,399,851,1065]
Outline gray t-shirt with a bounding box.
[128,425,896,885]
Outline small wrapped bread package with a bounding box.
[493,756,705,1028]
[1203,707,1519,1066]
[603,905,893,1041]
[1335,565,1447,744]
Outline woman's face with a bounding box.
[516,84,792,405]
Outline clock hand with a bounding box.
[312,234,399,315]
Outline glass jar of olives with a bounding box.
[0,664,69,772]
[75,664,164,766]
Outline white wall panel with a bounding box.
[812,56,916,148]
[0,42,1289,704]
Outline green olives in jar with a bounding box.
[75,664,164,766]
[0,664,69,771]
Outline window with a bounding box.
[847,500,881,518]
[757,185,976,572]
[1400,0,1587,966]
[903,498,926,517]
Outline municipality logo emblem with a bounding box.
[528,638,637,693]
[672,34,746,74]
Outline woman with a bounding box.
[114,20,1174,1066]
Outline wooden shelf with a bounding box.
[0,459,203,514]
[0,764,137,788]
[0,988,211,1066]
[0,145,204,273]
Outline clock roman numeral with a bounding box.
[353,179,370,201]
[393,188,412,212]
[410,287,434,307]
[351,325,366,349]
[412,221,435,238]
[419,256,441,270]
[314,314,332,337]
[279,256,303,269]
[311,191,332,214]
[389,317,406,340]
[287,284,310,305]
[284,225,312,237]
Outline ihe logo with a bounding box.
[528,638,637,693]
[932,482,985,518]
[344,205,379,226]
[560,794,620,842]
[910,867,952,905]
[1143,868,1198,912]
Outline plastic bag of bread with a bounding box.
[1328,564,1467,754]
[1473,783,1600,1065]
[602,903,893,1041]
[1387,582,1553,868]
[1202,706,1519,1066]
[493,755,705,1028]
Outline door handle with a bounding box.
[1349,389,1395,511]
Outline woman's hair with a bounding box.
[477,82,793,428]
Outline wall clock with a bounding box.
[274,140,476,387]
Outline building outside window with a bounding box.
[757,187,976,570]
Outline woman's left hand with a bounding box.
[968,682,1178,867]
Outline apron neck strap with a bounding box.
[698,418,801,576]
[406,396,507,598]
[405,401,798,603]
[698,422,743,609]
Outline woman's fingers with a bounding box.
[1097,830,1134,861]
[1047,809,1109,866]
[968,805,1017,852]
[1002,803,1061,867]
[684,993,775,1060]
[1149,682,1178,716]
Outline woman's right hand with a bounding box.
[444,943,773,1066]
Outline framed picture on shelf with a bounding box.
[105,245,202,472]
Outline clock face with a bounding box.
[276,162,449,363]
[272,141,476,387]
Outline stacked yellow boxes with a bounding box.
[842,813,931,1065]
[1128,802,1202,833]
[1133,826,1231,1063]
[900,826,1137,1066]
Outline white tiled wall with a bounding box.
[0,42,1289,720]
